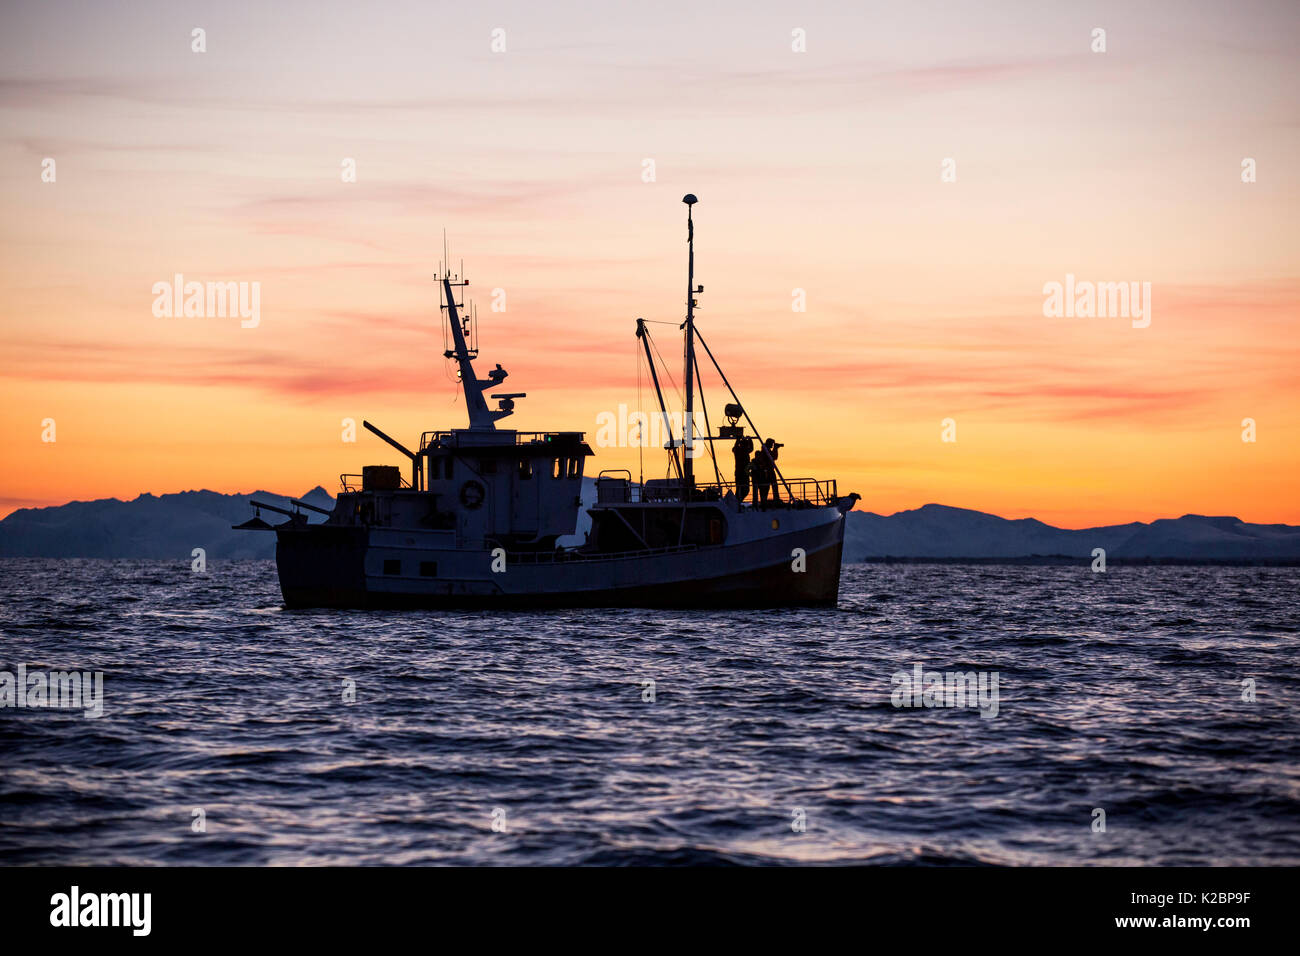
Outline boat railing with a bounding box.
[596,476,839,508]
[339,473,411,493]
[503,542,701,564]
[419,430,586,452]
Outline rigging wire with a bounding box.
[636,335,644,487]
[637,324,684,482]
[645,330,683,406]
[694,354,723,487]
[693,326,794,501]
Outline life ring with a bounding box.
[459,480,486,509]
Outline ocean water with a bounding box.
[1,560,1297,866]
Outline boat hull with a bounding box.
[274,508,846,609]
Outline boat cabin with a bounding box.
[338,428,593,551]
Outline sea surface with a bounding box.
[1,560,1297,866]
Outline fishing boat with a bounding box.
[237,195,858,607]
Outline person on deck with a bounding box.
[732,435,754,501]
[752,446,772,508]
[758,439,783,506]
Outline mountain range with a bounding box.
[843,503,1300,563]
[0,488,335,560]
[2,488,1298,564]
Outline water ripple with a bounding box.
[0,560,1297,865]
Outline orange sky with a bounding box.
[2,0,1298,527]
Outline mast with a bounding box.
[440,272,516,430]
[682,194,699,487]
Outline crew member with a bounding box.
[752,447,771,508]
[732,435,754,501]
[763,438,783,504]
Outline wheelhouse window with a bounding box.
[567,456,580,479]
[518,458,533,479]
[552,458,562,479]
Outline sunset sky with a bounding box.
[2,0,1297,527]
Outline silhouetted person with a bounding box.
[764,439,782,503]
[732,435,754,500]
[753,439,782,508]
[752,447,771,508]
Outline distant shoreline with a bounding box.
[4,490,1298,563]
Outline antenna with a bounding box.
[682,193,699,488]
[434,241,514,429]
